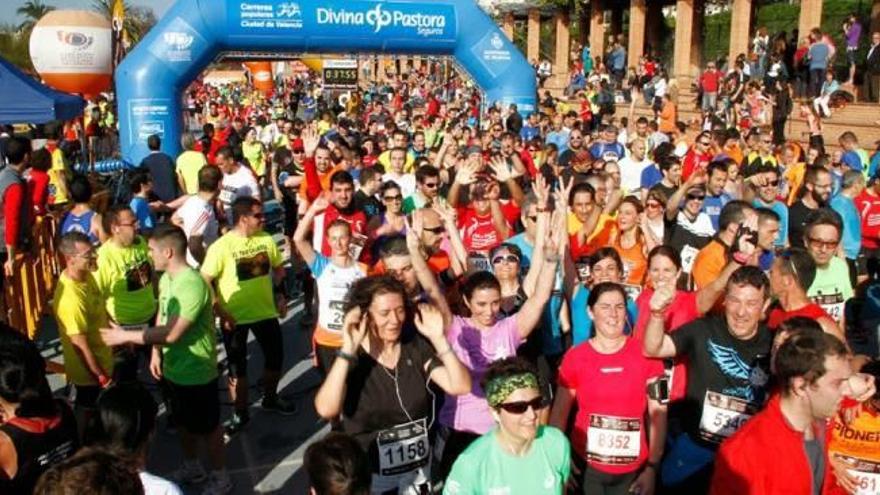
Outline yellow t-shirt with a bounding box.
[176,150,207,195]
[242,141,266,177]
[49,148,68,204]
[94,237,157,325]
[200,230,283,324]
[53,272,114,385]
[378,149,416,173]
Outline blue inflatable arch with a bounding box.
[116,0,537,165]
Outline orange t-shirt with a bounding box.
[692,239,727,290]
[299,164,345,200]
[614,235,648,286]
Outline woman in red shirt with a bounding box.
[551,282,666,495]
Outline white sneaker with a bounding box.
[170,460,207,485]
[202,471,232,495]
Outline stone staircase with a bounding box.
[609,86,880,153]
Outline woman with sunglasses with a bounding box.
[368,182,407,252]
[490,243,528,317]
[444,357,570,495]
[314,276,470,494]
[642,190,666,247]
[551,282,667,495]
[437,215,565,482]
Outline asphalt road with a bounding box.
[39,295,328,494]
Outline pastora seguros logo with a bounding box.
[316,3,446,35]
[56,30,94,50]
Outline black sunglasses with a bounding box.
[687,194,705,201]
[423,225,446,234]
[422,182,439,189]
[497,397,547,414]
[383,195,403,201]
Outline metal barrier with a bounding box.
[2,215,62,339]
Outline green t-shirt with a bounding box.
[201,230,282,324]
[444,426,570,495]
[95,237,157,325]
[242,141,266,177]
[53,273,114,386]
[807,256,853,324]
[176,150,206,195]
[159,268,218,385]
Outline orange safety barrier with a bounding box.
[2,215,62,339]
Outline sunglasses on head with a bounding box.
[496,396,547,414]
[492,254,519,264]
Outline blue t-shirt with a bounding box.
[753,199,789,248]
[520,125,540,142]
[841,150,867,173]
[129,196,155,233]
[702,192,731,232]
[546,130,570,155]
[869,151,880,179]
[830,193,862,260]
[570,285,638,346]
[506,233,564,355]
[589,141,626,162]
[640,165,663,190]
[809,43,830,70]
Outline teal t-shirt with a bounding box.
[159,268,218,385]
[444,426,570,495]
[806,256,853,324]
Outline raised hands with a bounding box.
[341,306,369,353]
[487,156,512,183]
[553,177,574,213]
[302,125,321,157]
[414,303,445,341]
[533,174,551,209]
[649,285,676,314]
[454,160,480,186]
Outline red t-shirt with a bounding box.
[682,148,713,181]
[458,208,506,252]
[558,338,664,474]
[27,169,50,216]
[320,205,368,262]
[700,70,721,92]
[766,303,830,331]
[855,190,880,249]
[634,288,699,401]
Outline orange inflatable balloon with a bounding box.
[244,61,274,96]
[29,10,112,95]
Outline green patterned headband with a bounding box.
[485,373,540,408]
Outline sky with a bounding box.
[1,0,174,24]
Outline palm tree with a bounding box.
[16,0,55,34]
[91,0,157,47]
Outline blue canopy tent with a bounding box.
[0,56,85,124]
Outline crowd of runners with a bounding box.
[0,55,879,495]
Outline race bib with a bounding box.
[681,245,699,273]
[376,418,429,476]
[622,284,642,301]
[467,252,492,273]
[576,260,591,283]
[218,187,235,205]
[586,414,641,465]
[319,284,351,333]
[836,455,880,495]
[348,232,367,261]
[812,291,845,323]
[699,391,758,443]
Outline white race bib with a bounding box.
[376,418,429,476]
[813,291,845,323]
[699,391,758,443]
[836,455,880,495]
[348,232,367,261]
[467,253,492,273]
[586,414,641,465]
[318,284,350,333]
[681,245,699,273]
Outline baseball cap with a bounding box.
[291,138,304,151]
